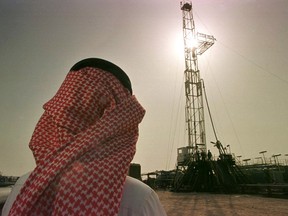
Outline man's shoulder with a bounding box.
[3,174,166,216]
[121,176,154,207]
[124,176,152,195]
[119,176,166,216]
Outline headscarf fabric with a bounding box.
[9,66,145,216]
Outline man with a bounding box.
[4,58,166,216]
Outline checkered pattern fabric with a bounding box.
[9,67,145,216]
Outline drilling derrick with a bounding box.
[181,1,215,153]
[173,1,247,193]
[177,0,215,163]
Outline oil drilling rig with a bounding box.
[173,0,247,192]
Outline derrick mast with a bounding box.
[181,1,215,153]
[173,1,248,193]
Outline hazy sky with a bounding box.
[1,0,288,176]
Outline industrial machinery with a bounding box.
[173,1,247,192]
[181,0,215,154]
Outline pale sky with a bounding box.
[1,0,288,176]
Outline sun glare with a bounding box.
[185,36,199,49]
[171,32,185,59]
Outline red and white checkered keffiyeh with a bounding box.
[9,67,145,216]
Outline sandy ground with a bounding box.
[1,188,288,215]
[156,191,288,216]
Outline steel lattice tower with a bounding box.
[181,1,215,153]
[172,1,248,193]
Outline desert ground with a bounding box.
[1,188,288,215]
[156,191,288,216]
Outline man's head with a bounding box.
[10,57,145,216]
[70,58,132,94]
